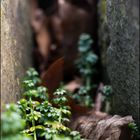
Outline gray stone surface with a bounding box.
[106,0,139,124]
[1,0,32,105]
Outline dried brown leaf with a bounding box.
[41,57,64,94]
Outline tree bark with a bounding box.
[1,0,32,105]
[71,113,133,140]
[106,0,139,125]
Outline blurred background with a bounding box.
[1,0,139,134]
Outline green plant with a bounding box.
[1,104,32,140]
[73,34,98,107]
[101,85,113,113]
[18,68,48,140]
[53,88,71,124]
[1,68,83,140]
[102,85,113,101]
[128,122,140,140]
[17,68,84,140]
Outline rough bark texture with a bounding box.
[106,0,139,124]
[72,112,133,140]
[1,0,32,105]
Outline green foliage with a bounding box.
[72,86,93,107]
[102,85,113,101]
[76,34,98,79]
[73,34,98,107]
[1,68,84,140]
[24,68,41,85]
[1,104,32,140]
[99,85,113,113]
[53,87,71,128]
[128,122,140,140]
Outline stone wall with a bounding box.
[1,0,32,105]
[106,0,139,124]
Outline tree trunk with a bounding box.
[1,0,32,105]
[106,0,139,125]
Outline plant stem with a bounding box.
[86,77,90,88]
[85,63,91,91]
[33,120,37,140]
[29,97,37,140]
[58,107,62,123]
